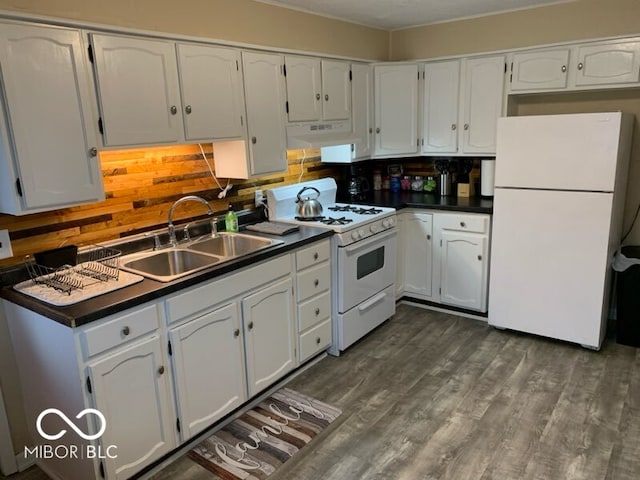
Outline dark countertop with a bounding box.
[0,226,332,328]
[338,190,493,214]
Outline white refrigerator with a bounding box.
[488,112,634,349]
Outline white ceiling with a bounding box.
[255,0,574,30]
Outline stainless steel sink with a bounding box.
[187,232,283,257]
[121,249,221,282]
[119,232,283,282]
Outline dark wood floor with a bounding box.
[5,304,640,480]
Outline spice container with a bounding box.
[401,175,411,190]
[424,176,437,192]
[373,169,382,190]
[411,176,424,191]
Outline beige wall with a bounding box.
[0,0,389,60]
[390,0,640,60]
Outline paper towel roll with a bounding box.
[481,159,495,197]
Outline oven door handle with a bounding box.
[343,228,397,254]
[358,291,387,312]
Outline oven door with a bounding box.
[337,228,397,313]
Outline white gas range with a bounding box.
[267,178,397,355]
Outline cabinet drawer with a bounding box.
[437,214,489,233]
[82,304,160,358]
[296,261,330,301]
[296,240,330,270]
[298,291,331,332]
[299,319,331,362]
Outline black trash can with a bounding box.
[616,246,640,347]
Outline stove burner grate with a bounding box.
[321,216,354,225]
[328,204,359,212]
[355,207,383,215]
[295,216,325,222]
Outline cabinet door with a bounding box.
[510,49,570,91]
[351,63,374,159]
[0,23,103,212]
[242,51,288,175]
[177,44,246,141]
[422,60,460,153]
[91,34,182,146]
[285,56,321,122]
[460,56,505,154]
[321,60,351,121]
[404,213,434,299]
[242,277,295,397]
[374,64,419,156]
[575,41,640,86]
[170,303,246,440]
[88,335,176,480]
[439,230,488,311]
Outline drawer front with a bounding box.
[82,304,160,358]
[437,213,489,233]
[298,291,331,332]
[299,319,331,362]
[297,262,331,302]
[296,240,331,271]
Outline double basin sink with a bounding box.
[120,232,284,282]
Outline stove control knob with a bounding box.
[370,224,379,234]
[351,230,360,240]
[358,229,365,238]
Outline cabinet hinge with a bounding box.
[236,59,239,71]
[86,376,92,394]
[98,117,104,135]
[285,101,289,114]
[15,178,22,197]
[99,460,105,479]
[439,287,441,295]
[440,239,442,247]
[504,62,507,73]
[349,70,352,81]
[87,44,94,64]
[283,64,287,76]
[168,340,173,357]
[176,418,181,433]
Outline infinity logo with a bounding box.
[36,408,106,441]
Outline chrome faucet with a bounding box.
[167,195,214,246]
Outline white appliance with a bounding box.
[267,178,397,355]
[489,112,634,349]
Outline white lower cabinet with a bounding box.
[398,210,490,313]
[87,334,177,480]
[169,302,246,440]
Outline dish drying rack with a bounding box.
[26,246,121,295]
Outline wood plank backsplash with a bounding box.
[0,144,337,266]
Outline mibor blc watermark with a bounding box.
[25,408,118,460]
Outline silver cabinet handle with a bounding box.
[185,105,192,114]
[122,326,130,336]
[478,255,483,261]
[89,147,98,157]
[369,127,373,134]
[316,337,321,345]
[251,136,257,144]
[313,252,319,260]
[561,65,567,73]
[315,307,320,316]
[460,221,466,227]
[248,321,254,330]
[316,93,321,100]
[233,328,240,338]
[451,124,457,131]
[427,234,431,240]
[170,105,177,115]
[578,62,584,70]
[314,279,319,287]
[158,365,165,375]
[376,127,381,134]
[324,94,329,101]
[464,124,469,131]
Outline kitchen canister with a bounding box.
[481,159,496,197]
[439,173,452,196]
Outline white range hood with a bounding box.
[286,121,359,149]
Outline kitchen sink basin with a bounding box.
[187,232,283,257]
[121,249,221,282]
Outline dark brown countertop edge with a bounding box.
[0,227,333,329]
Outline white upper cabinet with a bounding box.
[510,48,570,91]
[574,40,640,86]
[90,33,182,147]
[0,22,104,215]
[422,60,460,154]
[176,44,246,142]
[284,56,350,122]
[351,63,374,159]
[460,55,505,154]
[374,63,419,157]
[508,39,640,93]
[242,51,288,176]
